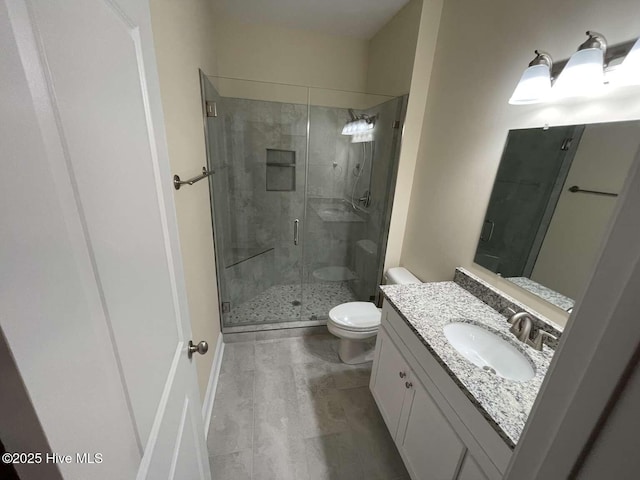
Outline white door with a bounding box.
[0,0,211,479]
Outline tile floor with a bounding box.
[225,283,358,326]
[207,331,409,480]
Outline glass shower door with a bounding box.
[301,88,406,320]
[201,74,308,327]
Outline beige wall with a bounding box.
[366,0,423,96]
[398,0,640,326]
[532,122,640,299]
[214,17,369,92]
[384,0,444,270]
[214,2,422,97]
[150,0,221,401]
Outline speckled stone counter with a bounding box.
[507,277,575,312]
[380,281,555,448]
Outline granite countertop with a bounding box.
[380,281,555,448]
[507,276,575,312]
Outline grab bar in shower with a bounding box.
[568,185,618,197]
[173,166,214,190]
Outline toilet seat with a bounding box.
[328,302,381,332]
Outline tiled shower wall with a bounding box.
[211,96,404,318]
[214,98,307,308]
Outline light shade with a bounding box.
[553,48,605,98]
[509,64,552,104]
[341,118,374,136]
[617,37,640,86]
[351,131,374,143]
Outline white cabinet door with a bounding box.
[397,376,466,480]
[457,454,489,480]
[1,0,210,478]
[371,327,411,436]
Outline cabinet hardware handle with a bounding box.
[399,372,406,378]
[405,381,413,389]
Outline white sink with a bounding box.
[319,207,343,216]
[443,322,535,382]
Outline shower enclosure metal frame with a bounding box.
[199,72,407,332]
[199,70,226,328]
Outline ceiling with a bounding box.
[213,0,411,39]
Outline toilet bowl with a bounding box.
[328,267,420,364]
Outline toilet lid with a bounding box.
[328,302,381,330]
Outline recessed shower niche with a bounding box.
[201,73,407,331]
[266,148,296,192]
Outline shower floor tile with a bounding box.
[226,282,357,326]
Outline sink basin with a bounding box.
[443,322,535,382]
[319,207,344,216]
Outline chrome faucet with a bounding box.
[508,312,533,343]
[507,311,557,351]
[358,190,371,208]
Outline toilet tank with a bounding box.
[384,267,421,285]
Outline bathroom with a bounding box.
[2,0,640,479]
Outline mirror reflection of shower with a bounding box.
[342,109,376,211]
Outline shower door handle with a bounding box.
[294,219,299,245]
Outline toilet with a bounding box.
[328,267,421,364]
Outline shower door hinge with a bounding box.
[392,120,401,129]
[222,302,231,313]
[560,137,573,151]
[206,101,218,118]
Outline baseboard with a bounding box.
[202,334,224,439]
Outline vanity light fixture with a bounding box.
[617,37,640,86]
[508,31,640,104]
[351,131,374,143]
[341,112,376,143]
[553,31,607,98]
[341,118,374,136]
[509,50,553,104]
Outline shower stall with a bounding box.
[201,73,407,331]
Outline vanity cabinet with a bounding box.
[457,454,489,480]
[371,301,508,480]
[372,327,466,479]
[370,327,411,436]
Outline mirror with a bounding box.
[475,121,640,311]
